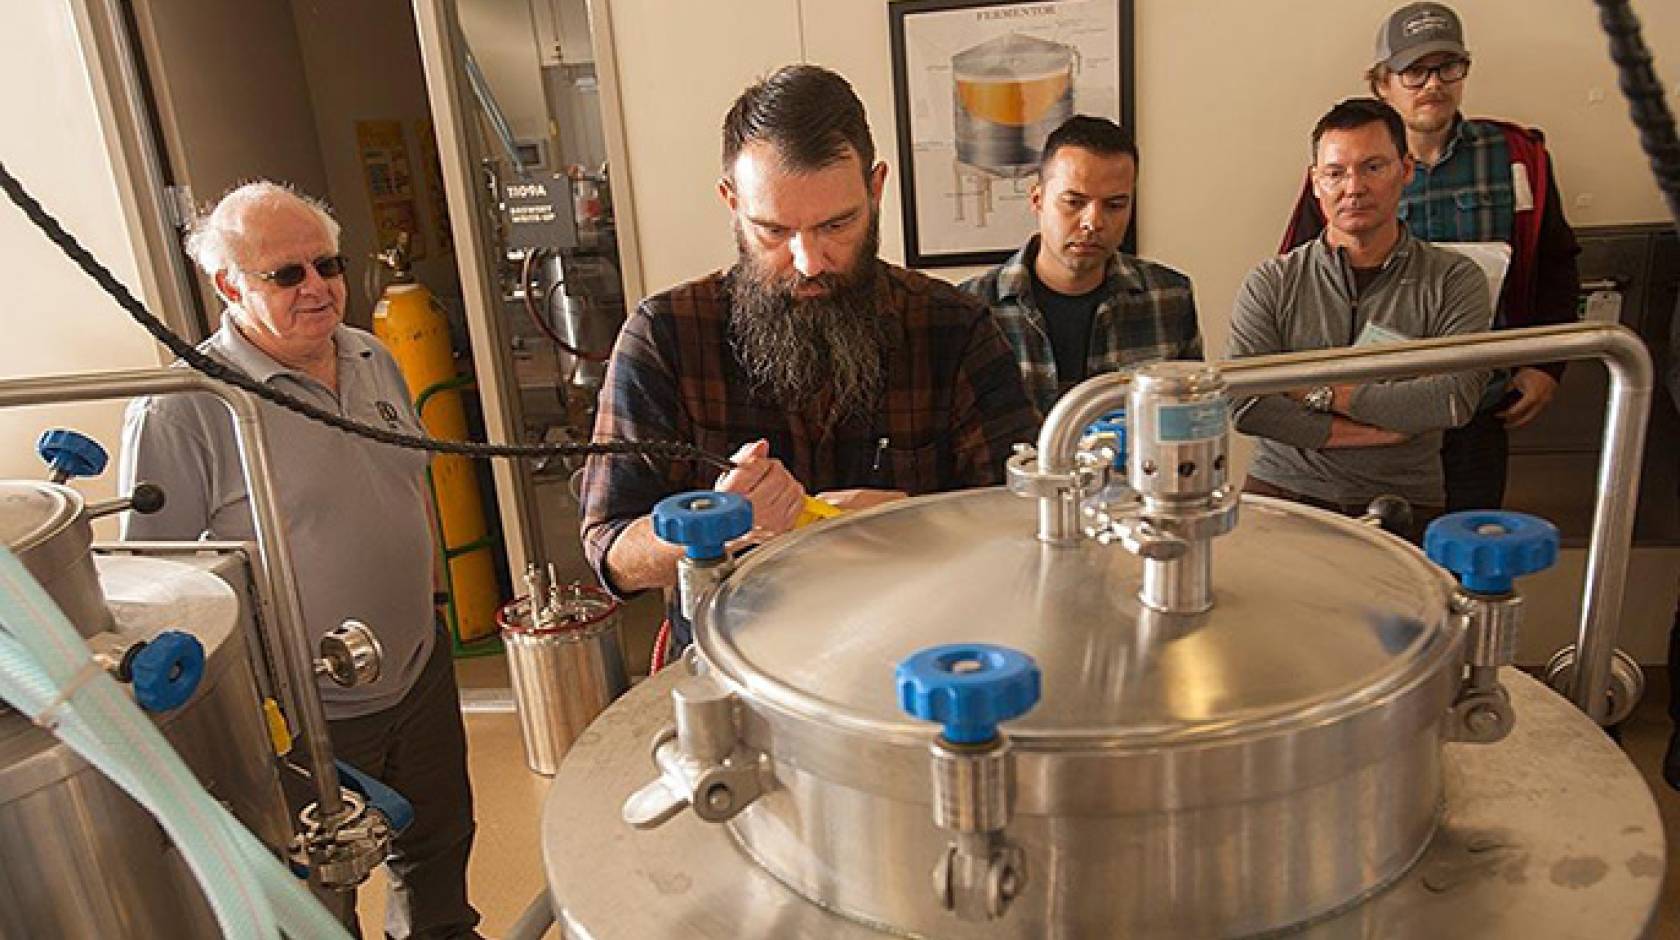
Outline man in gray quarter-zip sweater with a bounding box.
[1229,98,1491,543]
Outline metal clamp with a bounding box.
[1005,444,1100,501]
[290,791,393,890]
[621,677,770,830]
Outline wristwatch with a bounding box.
[1302,385,1336,413]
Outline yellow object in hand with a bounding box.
[794,496,844,528]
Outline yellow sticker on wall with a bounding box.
[356,119,426,258]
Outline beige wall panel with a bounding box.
[0,1,160,513]
[291,0,462,322]
[606,0,1677,335]
[458,0,554,145]
[604,0,803,295]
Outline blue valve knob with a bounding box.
[652,491,753,560]
[1424,510,1560,595]
[126,630,205,712]
[1084,409,1128,470]
[37,429,107,482]
[896,643,1041,745]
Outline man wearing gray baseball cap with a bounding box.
[1281,2,1582,516]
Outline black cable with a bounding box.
[1594,0,1680,236]
[0,159,732,473]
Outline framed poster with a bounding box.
[889,0,1134,268]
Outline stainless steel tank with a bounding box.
[669,491,1458,936]
[0,481,115,637]
[0,483,290,938]
[501,576,629,775]
[952,32,1077,176]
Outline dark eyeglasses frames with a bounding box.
[1397,58,1470,90]
[251,254,347,288]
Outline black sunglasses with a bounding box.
[252,254,347,288]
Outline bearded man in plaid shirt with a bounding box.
[577,65,1038,649]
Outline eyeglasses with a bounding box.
[250,254,347,288]
[1314,157,1400,190]
[1396,57,1470,90]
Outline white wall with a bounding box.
[0,2,162,512]
[458,0,553,146]
[605,0,1679,359]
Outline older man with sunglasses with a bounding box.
[1281,2,1582,516]
[118,182,482,938]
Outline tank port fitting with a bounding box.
[315,620,383,688]
[897,643,1041,922]
[1426,511,1560,743]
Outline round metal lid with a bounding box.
[0,481,83,553]
[697,490,1459,745]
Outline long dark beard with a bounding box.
[727,213,895,426]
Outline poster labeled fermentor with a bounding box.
[890,0,1133,267]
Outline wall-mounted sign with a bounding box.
[501,173,578,251]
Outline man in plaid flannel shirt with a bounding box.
[962,116,1202,415]
[577,66,1038,642]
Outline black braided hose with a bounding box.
[1594,0,1680,235]
[0,159,731,473]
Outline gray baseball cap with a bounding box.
[1373,3,1467,72]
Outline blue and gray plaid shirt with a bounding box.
[960,236,1202,414]
[1399,118,1518,276]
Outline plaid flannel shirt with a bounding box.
[1399,118,1517,255]
[960,236,1203,414]
[578,261,1041,597]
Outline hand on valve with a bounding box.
[716,439,807,544]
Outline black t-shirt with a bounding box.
[1030,267,1105,389]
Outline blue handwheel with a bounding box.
[896,643,1041,745]
[652,491,753,560]
[127,630,205,712]
[37,429,108,481]
[1424,510,1560,595]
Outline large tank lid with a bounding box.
[697,489,1458,746]
[0,482,83,553]
[953,33,1075,82]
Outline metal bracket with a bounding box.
[926,738,1026,921]
[621,677,771,830]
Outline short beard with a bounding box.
[727,213,894,427]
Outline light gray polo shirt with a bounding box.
[118,313,436,719]
[1229,230,1492,506]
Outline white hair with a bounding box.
[182,180,341,279]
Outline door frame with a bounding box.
[69,0,207,354]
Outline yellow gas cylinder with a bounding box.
[371,239,502,645]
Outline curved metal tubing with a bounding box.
[0,367,344,816]
[1037,323,1654,724]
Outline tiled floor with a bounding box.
[356,658,1680,938]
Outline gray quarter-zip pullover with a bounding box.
[1228,229,1492,506]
